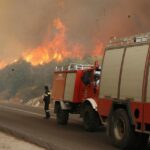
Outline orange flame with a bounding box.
[22,18,104,66]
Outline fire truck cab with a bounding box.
[52,63,102,131]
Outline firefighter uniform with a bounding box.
[43,87,51,119]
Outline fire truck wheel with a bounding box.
[109,109,135,149]
[56,105,69,125]
[109,109,149,149]
[83,105,99,132]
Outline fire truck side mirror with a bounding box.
[81,71,91,86]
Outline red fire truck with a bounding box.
[52,33,150,149]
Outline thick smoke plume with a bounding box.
[0,0,150,66]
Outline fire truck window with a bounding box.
[82,71,91,85]
[147,65,150,102]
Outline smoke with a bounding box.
[0,0,150,63]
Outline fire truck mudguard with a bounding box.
[85,98,98,111]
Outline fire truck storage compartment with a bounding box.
[64,72,76,102]
[99,48,124,99]
[120,45,149,101]
[52,72,67,100]
[52,71,77,102]
[99,44,149,101]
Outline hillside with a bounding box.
[0,56,102,102]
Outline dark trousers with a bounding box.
[44,102,50,118]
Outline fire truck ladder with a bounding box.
[55,63,94,71]
[68,63,94,70]
[107,32,150,48]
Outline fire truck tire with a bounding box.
[109,109,134,149]
[83,105,99,132]
[56,104,69,125]
[109,109,149,149]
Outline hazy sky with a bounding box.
[0,0,150,63]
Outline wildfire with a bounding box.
[0,18,103,69]
[22,18,104,66]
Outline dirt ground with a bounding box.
[0,132,45,150]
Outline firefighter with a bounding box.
[43,86,51,119]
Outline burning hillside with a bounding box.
[0,18,103,69]
[22,18,104,66]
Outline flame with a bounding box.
[23,18,104,66]
[22,18,86,66]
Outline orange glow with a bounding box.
[0,60,7,69]
[92,42,104,56]
[22,18,104,66]
[0,59,20,70]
